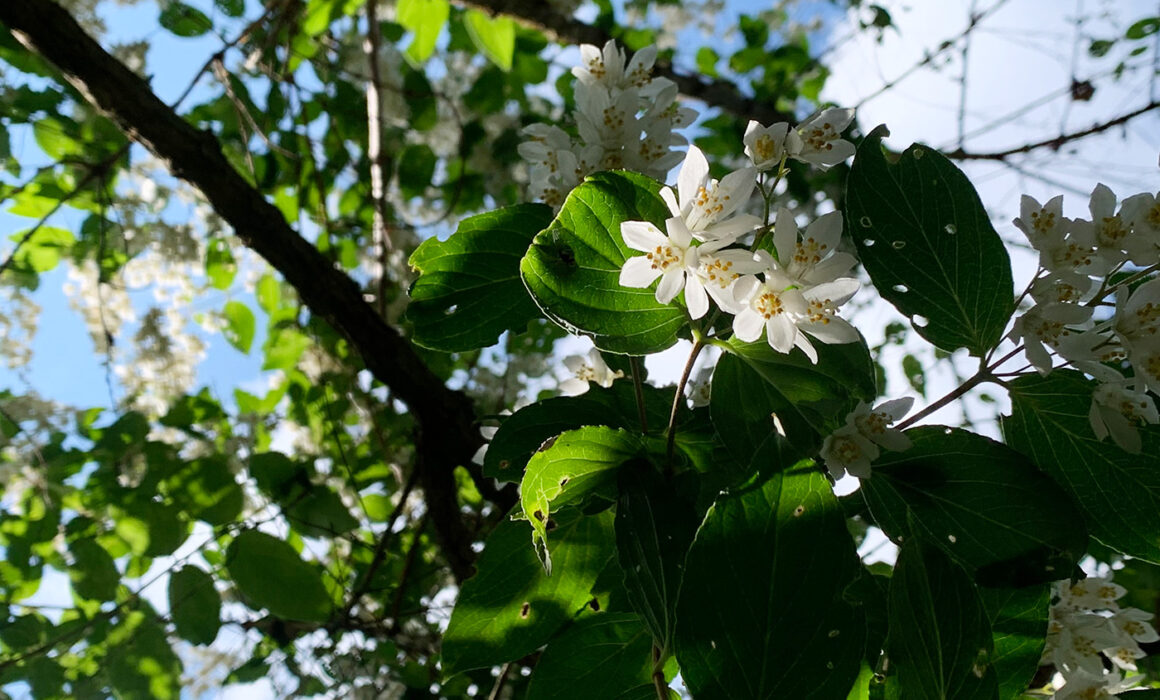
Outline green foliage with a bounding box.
[158,1,213,37]
[675,465,865,699]
[979,585,1050,700]
[463,10,516,71]
[861,426,1087,586]
[441,509,615,675]
[525,613,655,699]
[847,127,1014,356]
[408,203,554,352]
[225,530,333,622]
[168,566,222,645]
[885,539,998,699]
[1005,370,1160,562]
[521,171,688,354]
[397,0,450,65]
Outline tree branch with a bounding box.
[455,0,796,126]
[0,0,511,581]
[942,99,1160,160]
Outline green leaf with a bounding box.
[675,465,865,699]
[615,465,700,659]
[226,530,332,622]
[1126,17,1160,40]
[107,613,183,700]
[222,301,255,353]
[979,585,1049,700]
[408,203,554,352]
[32,117,82,160]
[205,238,237,290]
[168,566,221,645]
[520,171,688,354]
[520,426,641,570]
[68,537,119,601]
[861,426,1087,586]
[302,0,341,37]
[1005,370,1160,562]
[397,143,437,199]
[526,613,654,699]
[695,47,719,77]
[256,273,281,313]
[164,456,244,526]
[902,353,926,396]
[711,336,876,460]
[262,324,310,370]
[483,382,716,482]
[285,487,358,538]
[847,127,1014,356]
[463,10,516,71]
[397,0,449,65]
[442,509,615,675]
[8,226,75,274]
[214,0,245,17]
[159,1,213,37]
[886,539,998,700]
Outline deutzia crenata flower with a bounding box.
[1051,671,1129,700]
[572,41,661,94]
[559,348,623,395]
[1008,303,1094,374]
[575,85,640,152]
[1035,215,1104,277]
[743,120,802,171]
[686,365,714,408]
[1030,269,1094,306]
[692,248,765,314]
[1089,379,1160,453]
[818,423,879,480]
[1014,194,1067,251]
[1119,189,1160,265]
[771,208,858,287]
[849,398,914,451]
[619,217,731,319]
[1077,183,1131,265]
[818,397,913,480]
[730,268,810,356]
[791,108,855,169]
[660,145,761,242]
[1111,279,1160,393]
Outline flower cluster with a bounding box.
[559,348,624,395]
[618,142,861,362]
[1044,574,1158,697]
[744,107,856,172]
[1008,185,1160,452]
[818,398,913,479]
[518,41,695,207]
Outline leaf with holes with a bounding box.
[861,426,1087,586]
[520,171,688,354]
[675,464,864,699]
[847,126,1014,356]
[1004,370,1160,562]
[408,203,554,352]
[885,538,998,700]
[442,509,615,676]
[520,426,642,571]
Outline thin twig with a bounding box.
[665,340,705,472]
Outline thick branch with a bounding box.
[0,0,502,581]
[943,99,1160,160]
[456,0,795,126]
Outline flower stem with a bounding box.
[666,340,706,473]
[630,356,649,435]
[652,645,670,700]
[895,346,1023,431]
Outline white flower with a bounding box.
[1051,671,1132,700]
[572,41,657,93]
[1119,189,1160,265]
[686,365,714,408]
[692,248,765,314]
[575,85,640,151]
[1008,303,1095,374]
[819,424,879,480]
[849,398,914,451]
[1014,194,1067,250]
[660,145,761,241]
[743,120,802,171]
[731,270,811,358]
[1035,215,1103,277]
[619,217,730,319]
[792,108,855,169]
[559,348,623,395]
[1081,183,1131,265]
[1029,269,1094,306]
[1089,380,1159,453]
[770,208,858,287]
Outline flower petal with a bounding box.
[685,276,709,319]
[620,256,662,288]
[733,308,764,342]
[677,146,709,210]
[656,268,685,304]
[621,221,667,251]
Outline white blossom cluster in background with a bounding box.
[0,286,42,370]
[1044,574,1159,698]
[518,41,696,207]
[1009,186,1160,453]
